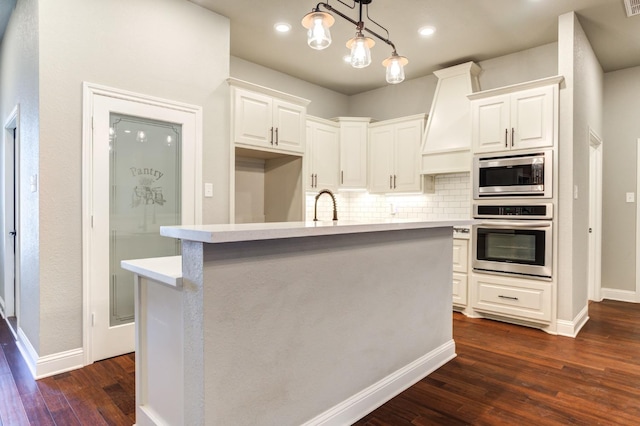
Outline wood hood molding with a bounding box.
[421,61,482,175]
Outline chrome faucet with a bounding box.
[313,189,338,221]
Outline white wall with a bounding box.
[0,0,40,351]
[557,12,603,321]
[603,66,640,293]
[29,0,230,356]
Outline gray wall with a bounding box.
[231,43,558,123]
[1,0,231,357]
[348,43,559,122]
[557,12,603,321]
[0,0,40,351]
[603,66,640,293]
[230,56,349,118]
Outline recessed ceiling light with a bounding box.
[274,23,291,33]
[418,26,436,37]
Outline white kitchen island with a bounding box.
[121,219,472,426]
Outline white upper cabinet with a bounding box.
[369,114,426,193]
[336,117,370,189]
[306,117,340,192]
[469,76,563,154]
[229,78,309,155]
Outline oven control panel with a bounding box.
[473,203,553,219]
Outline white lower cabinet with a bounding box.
[471,273,552,323]
[452,238,469,308]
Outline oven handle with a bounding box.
[477,221,552,228]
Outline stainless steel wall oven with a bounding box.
[473,204,552,280]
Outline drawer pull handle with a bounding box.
[498,295,519,301]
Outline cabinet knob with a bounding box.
[505,129,508,148]
[270,127,274,145]
[275,127,279,145]
[389,175,393,189]
[511,128,515,147]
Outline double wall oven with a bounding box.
[472,150,554,281]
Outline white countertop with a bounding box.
[160,219,475,244]
[121,255,183,287]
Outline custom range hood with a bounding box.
[420,61,481,175]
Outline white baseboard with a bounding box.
[556,304,589,337]
[601,288,640,303]
[15,326,85,379]
[301,339,456,426]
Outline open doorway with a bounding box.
[2,105,19,337]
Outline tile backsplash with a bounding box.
[307,172,471,222]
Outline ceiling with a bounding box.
[0,1,638,95]
[190,0,640,95]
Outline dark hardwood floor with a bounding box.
[1,300,639,425]
[0,320,135,425]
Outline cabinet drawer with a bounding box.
[452,239,468,273]
[471,274,551,322]
[452,272,468,307]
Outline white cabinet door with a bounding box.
[232,86,306,154]
[339,120,368,188]
[471,83,557,154]
[471,94,510,153]
[307,119,339,191]
[452,239,468,273]
[394,120,422,193]
[233,88,273,147]
[273,99,306,153]
[369,116,425,194]
[369,126,394,193]
[511,85,554,151]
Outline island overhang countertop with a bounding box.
[159,219,475,244]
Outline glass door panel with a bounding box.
[109,113,181,327]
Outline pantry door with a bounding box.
[84,83,201,363]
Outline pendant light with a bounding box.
[383,52,408,84]
[302,0,408,84]
[301,11,335,50]
[346,30,375,68]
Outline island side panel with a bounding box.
[199,226,453,425]
[180,241,206,426]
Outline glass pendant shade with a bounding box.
[346,33,375,68]
[302,11,335,50]
[382,53,408,84]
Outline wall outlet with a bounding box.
[389,203,397,216]
[626,192,635,203]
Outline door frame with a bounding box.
[2,105,20,326]
[587,128,603,302]
[82,82,202,364]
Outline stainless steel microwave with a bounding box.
[473,150,552,199]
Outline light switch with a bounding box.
[573,185,578,200]
[204,183,213,198]
[626,192,635,203]
[30,174,38,193]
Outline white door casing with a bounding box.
[83,83,202,364]
[2,105,19,323]
[588,129,603,302]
